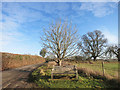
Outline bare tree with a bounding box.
[78,30,107,61]
[105,45,119,59]
[41,20,79,66]
[40,48,47,58]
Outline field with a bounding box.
[1,52,45,71]
[30,61,119,88]
[72,61,119,79]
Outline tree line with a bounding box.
[40,19,119,66]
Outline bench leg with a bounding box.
[76,73,78,79]
[51,73,53,79]
[76,70,78,79]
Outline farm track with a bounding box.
[1,62,45,88]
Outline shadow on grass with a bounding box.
[52,75,76,79]
[27,62,47,82]
[28,73,76,82]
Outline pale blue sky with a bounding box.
[1,2,118,55]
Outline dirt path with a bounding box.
[2,62,45,88]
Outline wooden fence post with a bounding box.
[51,65,54,79]
[74,65,78,79]
[102,62,105,76]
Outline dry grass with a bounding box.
[47,61,56,67]
[1,52,45,71]
[77,67,113,79]
[64,60,119,84]
[72,60,119,79]
[77,67,120,87]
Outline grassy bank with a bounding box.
[2,52,45,71]
[30,62,119,88]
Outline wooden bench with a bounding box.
[51,65,78,79]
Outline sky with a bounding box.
[0,2,119,55]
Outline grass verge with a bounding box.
[29,62,120,88]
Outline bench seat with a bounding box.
[51,65,78,79]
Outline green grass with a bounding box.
[30,63,119,88]
[75,61,118,78]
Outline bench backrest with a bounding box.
[52,65,77,74]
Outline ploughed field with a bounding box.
[30,61,119,88]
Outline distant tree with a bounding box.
[40,48,47,58]
[105,45,119,59]
[78,30,107,61]
[74,56,83,61]
[41,19,79,66]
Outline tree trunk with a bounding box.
[93,57,96,61]
[57,60,62,66]
[59,60,62,66]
